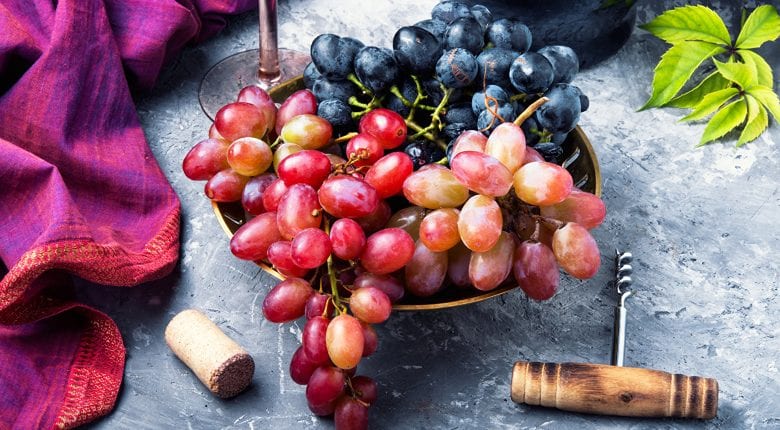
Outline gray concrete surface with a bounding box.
[80,0,780,428]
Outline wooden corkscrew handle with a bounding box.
[511,361,718,419]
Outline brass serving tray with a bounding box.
[212,77,601,311]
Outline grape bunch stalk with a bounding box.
[182,1,606,428]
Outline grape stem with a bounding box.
[269,135,283,149]
[347,73,372,96]
[409,85,452,140]
[323,218,348,315]
[514,96,549,126]
[334,132,358,143]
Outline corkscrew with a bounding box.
[510,249,719,419]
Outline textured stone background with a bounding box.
[81,0,780,428]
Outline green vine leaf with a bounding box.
[666,71,730,108]
[747,86,780,122]
[699,99,747,146]
[680,87,738,122]
[735,4,780,49]
[640,41,725,110]
[738,49,774,87]
[640,5,731,45]
[714,59,757,89]
[738,96,768,146]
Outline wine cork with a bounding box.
[165,309,254,398]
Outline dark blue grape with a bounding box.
[354,47,399,94]
[318,99,353,132]
[310,34,364,81]
[436,48,478,89]
[471,85,509,115]
[303,62,321,89]
[486,19,532,53]
[568,85,589,112]
[535,83,582,133]
[477,103,515,134]
[404,140,446,169]
[385,78,418,117]
[475,48,518,89]
[431,0,471,24]
[469,5,493,32]
[312,78,357,103]
[509,52,554,94]
[393,26,442,76]
[444,17,484,55]
[444,102,476,129]
[414,19,448,43]
[442,122,469,142]
[551,132,568,145]
[534,141,564,163]
[521,115,542,146]
[537,45,579,84]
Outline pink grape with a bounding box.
[226,137,272,177]
[241,173,276,215]
[447,242,472,288]
[450,151,513,196]
[182,138,229,180]
[267,240,308,278]
[303,316,331,365]
[261,178,289,212]
[276,183,322,240]
[469,231,515,291]
[204,169,249,202]
[208,123,225,141]
[334,397,369,430]
[277,149,332,188]
[291,228,332,269]
[386,206,426,241]
[405,241,448,297]
[281,114,333,150]
[306,292,335,320]
[361,323,378,357]
[272,143,303,172]
[330,218,366,260]
[522,147,545,165]
[552,222,600,279]
[237,85,276,132]
[262,277,314,323]
[540,189,606,230]
[451,130,487,158]
[485,122,527,173]
[364,152,414,198]
[306,366,345,416]
[214,102,268,142]
[354,273,405,303]
[350,375,377,404]
[318,175,379,218]
[229,212,281,261]
[346,133,384,167]
[359,108,407,149]
[360,228,415,275]
[354,200,391,234]
[349,287,391,324]
[275,89,317,135]
[402,164,469,209]
[513,241,559,300]
[419,208,460,252]
[513,161,573,206]
[457,195,503,252]
[290,346,319,385]
[326,314,364,369]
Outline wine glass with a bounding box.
[199,0,311,120]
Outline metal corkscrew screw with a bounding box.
[611,250,633,366]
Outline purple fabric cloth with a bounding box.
[0,0,255,428]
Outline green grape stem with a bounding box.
[334,132,358,143]
[323,218,348,315]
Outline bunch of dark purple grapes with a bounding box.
[303,0,589,168]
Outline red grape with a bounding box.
[451,151,513,197]
[214,102,268,142]
[267,240,309,278]
[273,143,303,172]
[318,175,379,218]
[349,287,391,324]
[451,130,487,158]
[229,212,281,261]
[261,178,289,212]
[405,241,448,297]
[469,231,515,291]
[402,164,469,209]
[306,292,335,320]
[540,189,606,230]
[226,137,272,176]
[303,316,331,365]
[306,366,346,416]
[334,397,369,430]
[182,138,229,180]
[326,314,364,369]
[419,208,460,252]
[208,123,225,141]
[447,242,472,288]
[275,89,317,135]
[359,107,407,149]
[237,85,276,132]
[361,323,378,357]
[204,169,249,202]
[457,195,503,252]
[291,228,332,269]
[485,122,527,173]
[346,133,384,167]
[277,183,322,240]
[552,222,600,279]
[354,273,405,303]
[262,277,314,323]
[277,149,332,188]
[330,218,366,260]
[513,241,559,300]
[354,200,391,235]
[513,161,573,206]
[241,173,276,215]
[364,152,414,198]
[350,375,377,404]
[386,206,426,241]
[290,346,319,385]
[360,228,415,275]
[522,147,545,165]
[281,114,333,150]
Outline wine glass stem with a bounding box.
[258,0,281,86]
